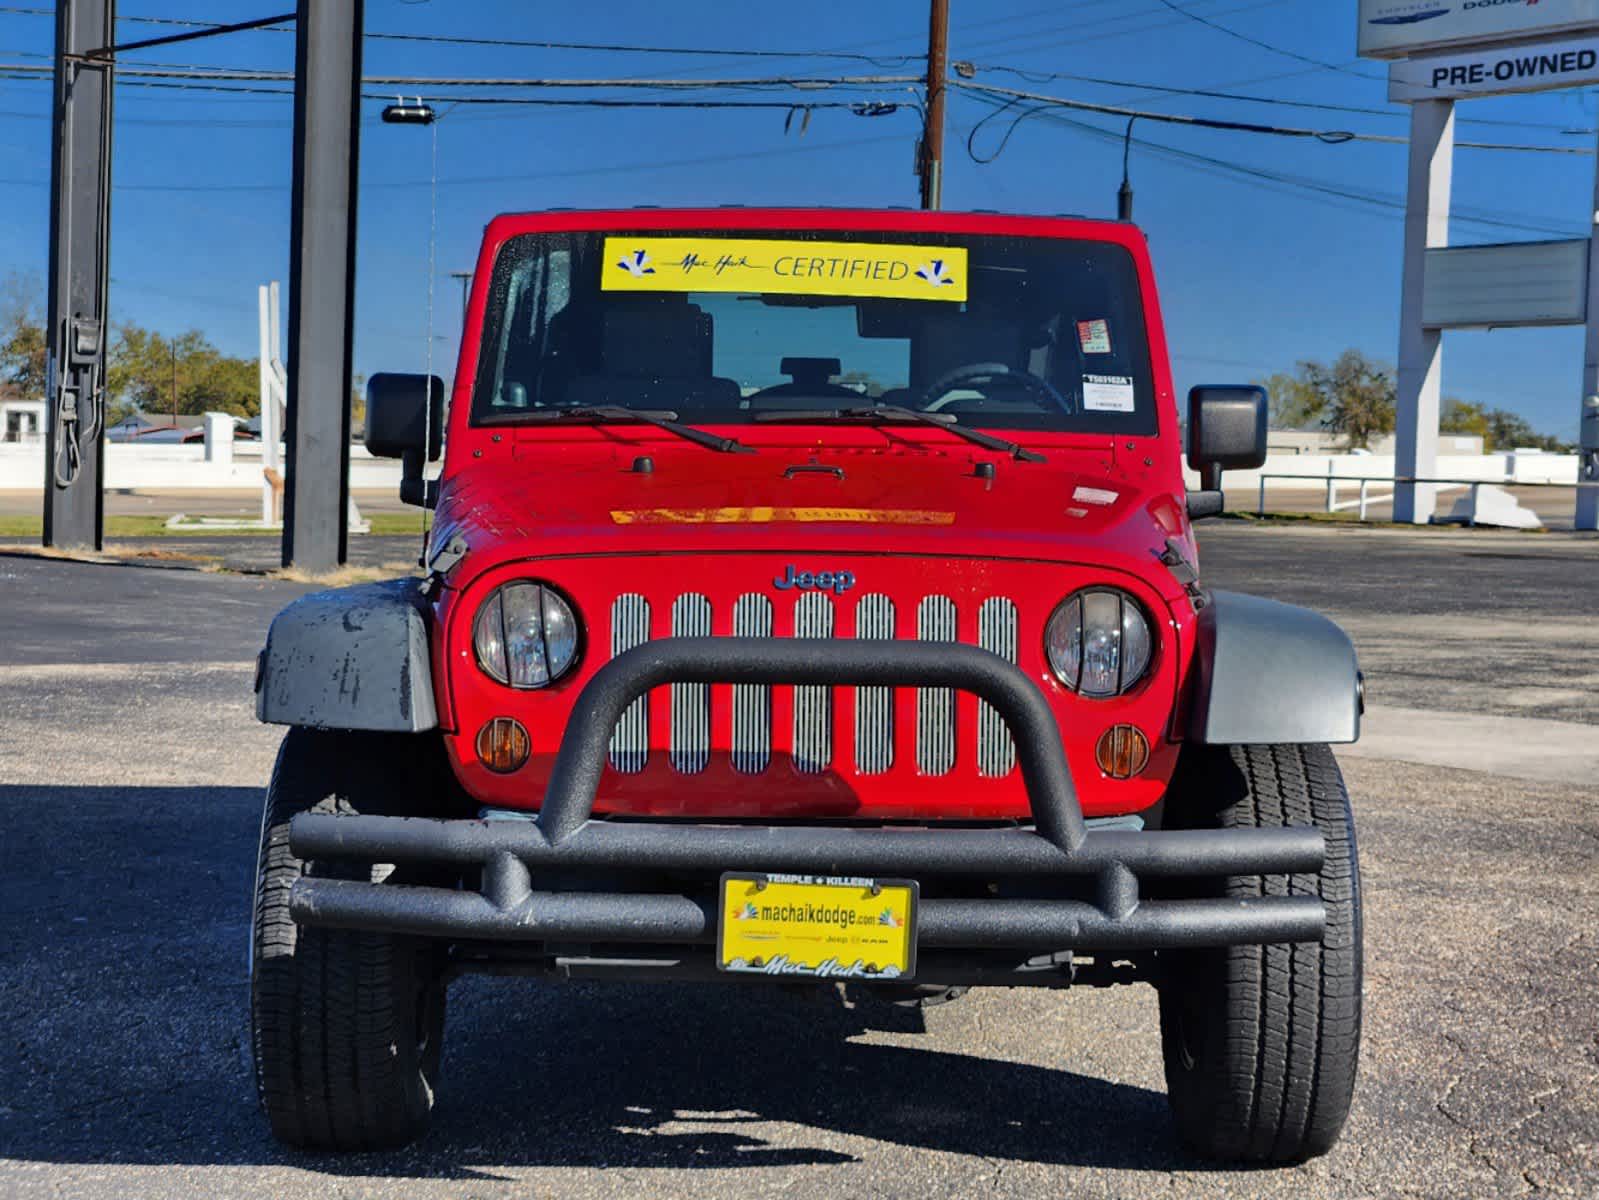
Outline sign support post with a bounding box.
[1393,98,1454,526]
[1578,122,1599,531]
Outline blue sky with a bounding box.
[2,0,1596,437]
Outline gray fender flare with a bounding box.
[255,578,438,733]
[1187,589,1361,745]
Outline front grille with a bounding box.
[606,590,1021,778]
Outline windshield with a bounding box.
[471,228,1157,436]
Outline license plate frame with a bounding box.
[716,872,919,981]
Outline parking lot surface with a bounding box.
[1,523,1595,1199]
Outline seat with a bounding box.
[565,300,740,411]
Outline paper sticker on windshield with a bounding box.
[601,237,968,302]
[1076,319,1112,355]
[1082,374,1135,413]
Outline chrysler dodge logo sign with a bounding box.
[773,564,856,595]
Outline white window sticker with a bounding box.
[1076,318,1112,355]
[1082,374,1135,413]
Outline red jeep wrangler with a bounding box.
[251,208,1363,1162]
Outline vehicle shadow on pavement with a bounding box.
[0,784,1207,1179]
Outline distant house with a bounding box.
[1,386,45,444]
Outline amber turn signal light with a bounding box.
[1095,724,1150,780]
[476,717,531,774]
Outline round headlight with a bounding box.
[1044,588,1153,698]
[473,581,580,689]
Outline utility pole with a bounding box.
[450,270,472,321]
[283,0,364,570]
[919,0,949,211]
[170,338,178,428]
[42,0,115,551]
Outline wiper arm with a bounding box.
[481,405,753,454]
[755,405,1044,463]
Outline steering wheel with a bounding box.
[919,362,1075,416]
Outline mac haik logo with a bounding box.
[773,564,856,595]
[915,258,956,289]
[733,901,759,922]
[616,248,655,276]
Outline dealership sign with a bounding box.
[1360,0,1599,60]
[1389,31,1599,97]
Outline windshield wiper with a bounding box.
[755,405,1044,463]
[480,405,752,454]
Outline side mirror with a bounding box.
[1186,385,1267,514]
[365,373,444,507]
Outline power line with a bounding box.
[0,129,909,193]
[0,6,922,66]
[959,91,1583,238]
[1149,0,1380,80]
[0,61,917,90]
[954,62,1596,134]
[956,81,1593,154]
[959,0,1309,58]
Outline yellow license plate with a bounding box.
[717,873,918,980]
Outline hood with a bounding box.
[430,431,1190,587]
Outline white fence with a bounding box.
[1181,451,1580,492]
[0,440,1581,495]
[0,440,406,491]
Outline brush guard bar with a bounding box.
[289,639,1327,958]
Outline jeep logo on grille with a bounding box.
[773,564,856,595]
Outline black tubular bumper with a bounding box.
[288,639,1327,971]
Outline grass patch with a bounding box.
[1220,510,1365,525]
[0,512,428,538]
[267,561,422,586]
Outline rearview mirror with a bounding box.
[1187,384,1267,494]
[365,373,445,507]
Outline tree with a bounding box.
[1301,350,1395,450]
[0,271,47,401]
[1440,397,1488,440]
[1254,370,1326,429]
[1482,407,1570,452]
[106,322,258,422]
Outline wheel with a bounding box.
[250,727,452,1151]
[1157,743,1363,1163]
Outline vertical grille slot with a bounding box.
[853,594,895,775]
[731,594,773,773]
[792,592,835,774]
[977,597,1019,777]
[608,594,651,773]
[669,594,711,773]
[916,595,957,775]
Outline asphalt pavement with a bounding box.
[0,523,1595,1199]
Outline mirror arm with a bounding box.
[1186,490,1225,520]
[1198,463,1222,492]
[398,448,439,509]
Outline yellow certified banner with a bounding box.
[602,236,967,303]
[718,874,917,980]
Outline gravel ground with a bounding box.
[0,524,1595,1199]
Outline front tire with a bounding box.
[250,728,450,1151]
[1157,743,1363,1163]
